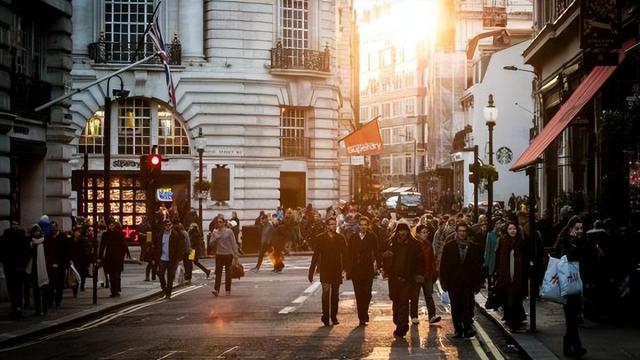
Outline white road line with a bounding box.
[470,337,491,360]
[291,296,308,304]
[303,281,321,293]
[156,350,183,360]
[474,321,505,360]
[278,306,297,314]
[216,346,239,358]
[99,348,136,359]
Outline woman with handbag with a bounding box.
[554,216,587,358]
[494,221,528,331]
[209,217,241,296]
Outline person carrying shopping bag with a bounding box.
[209,216,241,296]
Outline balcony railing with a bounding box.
[270,41,330,73]
[88,33,181,65]
[11,73,51,122]
[281,136,311,158]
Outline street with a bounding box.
[0,256,523,360]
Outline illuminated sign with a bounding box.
[156,188,173,202]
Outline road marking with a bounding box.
[372,315,393,321]
[216,346,239,358]
[278,306,297,314]
[303,281,321,294]
[292,296,308,304]
[474,321,505,360]
[279,281,320,314]
[156,350,184,359]
[470,337,491,360]
[99,348,136,359]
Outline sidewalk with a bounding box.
[475,289,640,359]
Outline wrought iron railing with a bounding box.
[88,33,181,65]
[11,73,51,122]
[281,136,311,158]
[270,41,330,73]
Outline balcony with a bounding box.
[281,137,311,158]
[270,41,331,77]
[11,73,51,122]
[88,34,181,65]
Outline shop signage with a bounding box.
[351,156,365,165]
[112,159,140,169]
[156,188,174,202]
[210,148,244,157]
[580,0,619,51]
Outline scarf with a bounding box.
[28,237,49,288]
[456,236,469,263]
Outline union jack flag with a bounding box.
[148,16,177,108]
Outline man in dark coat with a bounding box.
[155,219,185,299]
[100,222,130,297]
[48,221,70,307]
[308,217,347,326]
[346,216,380,325]
[0,221,29,314]
[382,221,425,338]
[440,221,483,338]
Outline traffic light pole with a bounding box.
[473,145,479,222]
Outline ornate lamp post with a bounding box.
[483,94,498,225]
[195,134,206,233]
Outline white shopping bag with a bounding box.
[558,255,583,296]
[441,291,450,305]
[540,255,566,304]
[176,263,185,285]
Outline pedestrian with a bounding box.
[230,211,241,246]
[382,221,424,338]
[411,224,442,325]
[156,219,184,299]
[188,223,211,278]
[440,221,483,338]
[0,221,29,315]
[48,221,69,308]
[345,216,380,326]
[483,219,502,310]
[69,223,90,295]
[554,215,587,358]
[175,222,192,285]
[26,224,51,316]
[100,221,130,297]
[495,221,528,330]
[308,217,347,326]
[250,214,275,272]
[209,216,241,296]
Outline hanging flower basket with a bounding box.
[193,179,211,199]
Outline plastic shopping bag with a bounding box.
[540,255,566,304]
[176,263,185,285]
[558,255,583,296]
[440,291,450,305]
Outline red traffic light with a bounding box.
[150,154,161,166]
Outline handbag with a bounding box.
[188,249,195,261]
[540,255,567,304]
[230,258,244,279]
[65,268,78,288]
[557,255,583,296]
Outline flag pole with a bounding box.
[131,1,163,61]
[338,115,380,142]
[34,52,159,112]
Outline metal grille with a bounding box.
[280,107,310,157]
[117,98,151,155]
[104,0,154,62]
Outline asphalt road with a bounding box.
[0,256,525,359]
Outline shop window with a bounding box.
[158,105,190,155]
[118,98,151,155]
[79,111,104,154]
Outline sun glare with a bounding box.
[383,0,439,47]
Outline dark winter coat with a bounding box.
[309,231,347,284]
[440,238,483,293]
[495,235,528,297]
[346,231,380,280]
[100,229,129,273]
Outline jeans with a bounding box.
[321,282,340,321]
[352,277,373,322]
[158,260,177,297]
[411,279,436,319]
[214,254,233,292]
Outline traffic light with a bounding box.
[468,162,479,184]
[149,153,162,178]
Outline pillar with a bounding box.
[179,0,205,62]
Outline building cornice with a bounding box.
[523,2,579,66]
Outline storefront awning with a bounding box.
[510,65,617,171]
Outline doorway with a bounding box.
[280,172,306,209]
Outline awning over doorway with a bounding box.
[510,65,617,171]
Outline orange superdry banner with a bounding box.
[343,119,384,156]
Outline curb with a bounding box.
[0,287,169,349]
[474,293,559,360]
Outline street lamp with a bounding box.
[195,132,205,234]
[503,65,536,75]
[483,94,498,225]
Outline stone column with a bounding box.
[179,0,205,62]
[71,0,94,58]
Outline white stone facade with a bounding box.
[69,0,353,229]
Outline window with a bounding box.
[392,155,404,174]
[158,106,190,155]
[381,128,391,145]
[382,103,391,118]
[360,106,369,122]
[280,107,309,157]
[84,175,146,227]
[118,98,151,155]
[104,0,154,62]
[391,127,405,144]
[282,0,309,50]
[404,73,415,88]
[405,153,414,174]
[406,125,416,142]
[392,100,403,117]
[79,112,105,154]
[405,98,415,115]
[380,156,391,175]
[370,104,380,118]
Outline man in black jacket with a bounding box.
[440,221,483,338]
[382,221,425,338]
[155,219,185,299]
[0,221,29,314]
[346,216,380,325]
[308,217,347,326]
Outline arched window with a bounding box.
[78,98,190,156]
[79,111,104,154]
